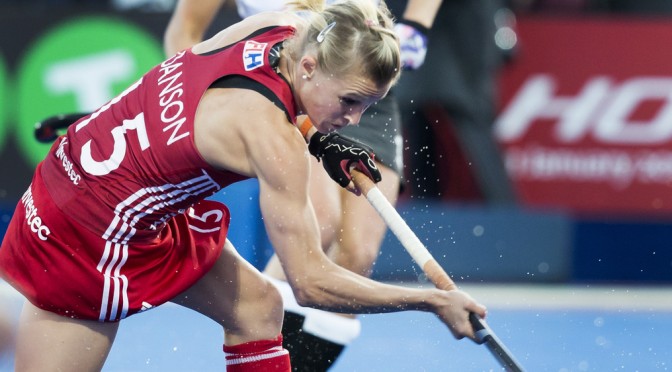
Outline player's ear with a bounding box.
[299,55,317,79]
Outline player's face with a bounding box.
[302,70,389,133]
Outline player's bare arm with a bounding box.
[216,99,487,340]
[258,157,487,340]
[402,0,443,28]
[164,0,228,56]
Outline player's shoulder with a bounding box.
[204,87,300,147]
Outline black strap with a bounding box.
[209,75,291,123]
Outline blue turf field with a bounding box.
[2,283,670,371]
[110,296,672,371]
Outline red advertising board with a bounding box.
[495,17,672,214]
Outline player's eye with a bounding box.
[339,97,358,106]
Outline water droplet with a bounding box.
[472,225,484,237]
[578,361,590,371]
[595,335,608,346]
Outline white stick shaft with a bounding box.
[364,187,433,267]
[353,172,523,370]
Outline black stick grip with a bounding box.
[34,112,89,143]
[469,312,525,372]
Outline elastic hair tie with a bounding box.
[317,22,336,43]
[365,19,376,27]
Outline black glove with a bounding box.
[308,132,382,187]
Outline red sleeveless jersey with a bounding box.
[43,25,298,243]
[0,25,298,321]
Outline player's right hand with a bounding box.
[430,289,487,341]
[308,131,382,190]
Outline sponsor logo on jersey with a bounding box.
[243,40,267,71]
[21,186,51,241]
[55,137,82,185]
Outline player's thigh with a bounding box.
[171,239,283,341]
[15,300,118,372]
[336,164,400,266]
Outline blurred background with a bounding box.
[1,0,672,370]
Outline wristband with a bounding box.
[299,117,314,138]
[400,18,429,37]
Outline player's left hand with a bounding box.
[308,132,382,192]
[394,19,429,70]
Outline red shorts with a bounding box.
[0,164,229,321]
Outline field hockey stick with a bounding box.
[34,112,88,143]
[351,170,525,372]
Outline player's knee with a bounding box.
[266,278,284,317]
[265,277,361,370]
[256,278,285,333]
[229,277,284,341]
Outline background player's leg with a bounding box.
[15,301,118,371]
[281,311,346,372]
[328,164,400,277]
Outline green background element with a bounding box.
[16,16,164,166]
[0,54,8,153]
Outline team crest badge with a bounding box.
[243,40,267,71]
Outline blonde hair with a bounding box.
[286,0,401,87]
